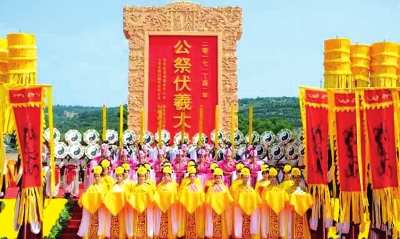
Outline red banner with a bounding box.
[304,89,328,185]
[363,89,398,189]
[148,35,218,141]
[334,92,366,192]
[8,86,43,188]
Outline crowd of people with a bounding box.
[71,142,312,239]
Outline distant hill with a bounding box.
[45,97,301,139]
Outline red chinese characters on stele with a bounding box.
[148,35,218,142]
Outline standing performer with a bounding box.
[127,166,155,239]
[232,167,261,239]
[63,157,79,199]
[204,168,234,239]
[86,143,111,189]
[218,149,237,187]
[172,149,188,185]
[255,165,270,196]
[154,149,168,184]
[99,159,114,191]
[77,165,106,239]
[178,167,205,239]
[245,149,261,188]
[196,149,210,188]
[153,166,179,239]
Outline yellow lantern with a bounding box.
[369,41,399,87]
[7,33,37,84]
[323,38,352,89]
[0,38,8,83]
[350,44,370,87]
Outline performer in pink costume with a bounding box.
[172,149,188,184]
[196,149,210,188]
[136,150,149,165]
[180,144,191,161]
[245,148,261,188]
[204,144,215,163]
[114,149,136,180]
[218,149,237,187]
[153,149,168,184]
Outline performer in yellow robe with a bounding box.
[153,166,179,239]
[255,165,270,195]
[178,166,205,239]
[204,163,218,193]
[232,167,261,239]
[121,162,134,191]
[230,162,245,194]
[204,167,234,239]
[287,167,312,239]
[279,164,294,239]
[260,167,289,239]
[103,166,128,239]
[99,159,115,191]
[77,165,106,239]
[179,165,202,193]
[127,166,155,239]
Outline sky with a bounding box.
[1,0,400,107]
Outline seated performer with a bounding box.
[77,165,106,239]
[260,167,289,239]
[178,166,206,239]
[153,166,179,239]
[232,167,261,239]
[126,166,155,239]
[204,168,234,239]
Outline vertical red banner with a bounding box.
[304,89,328,185]
[334,92,366,192]
[148,35,218,141]
[8,87,43,188]
[363,89,398,189]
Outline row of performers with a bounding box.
[77,157,313,239]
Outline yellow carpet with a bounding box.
[0,198,68,239]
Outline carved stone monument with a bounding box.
[123,1,242,134]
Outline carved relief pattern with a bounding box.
[123,1,242,134]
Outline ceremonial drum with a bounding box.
[155,129,171,145]
[44,128,61,142]
[233,130,244,146]
[284,142,299,166]
[7,33,37,84]
[260,131,276,146]
[106,129,118,145]
[370,41,399,87]
[245,131,260,144]
[85,143,100,159]
[323,38,352,88]
[173,132,189,146]
[55,142,68,159]
[122,130,136,145]
[350,44,370,87]
[0,38,8,83]
[268,143,285,162]
[65,130,82,145]
[210,130,226,144]
[143,131,155,146]
[192,133,207,146]
[277,129,293,144]
[69,143,85,159]
[83,129,100,145]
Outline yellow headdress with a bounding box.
[187,166,197,174]
[163,162,172,167]
[213,168,223,176]
[122,163,130,172]
[269,167,278,177]
[241,167,250,176]
[115,166,125,175]
[291,167,301,176]
[261,164,269,172]
[137,167,147,175]
[187,160,196,167]
[92,165,103,175]
[144,163,151,171]
[100,159,111,169]
[163,166,172,174]
[210,163,218,170]
[236,163,244,171]
[283,164,292,173]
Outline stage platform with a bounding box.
[0,198,68,239]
